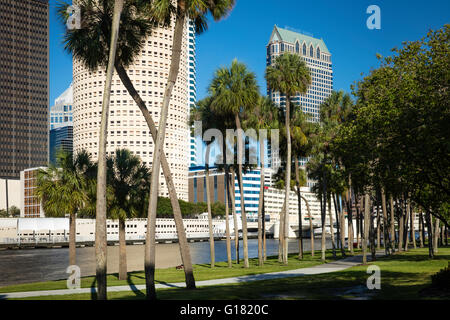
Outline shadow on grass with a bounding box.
[127,276,145,298]
[378,253,450,262]
[90,278,97,300]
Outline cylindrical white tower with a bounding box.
[73,23,190,201]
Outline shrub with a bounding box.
[431,262,450,291]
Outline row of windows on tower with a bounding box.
[269,42,329,61]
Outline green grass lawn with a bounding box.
[0,248,347,294]
[7,247,449,300]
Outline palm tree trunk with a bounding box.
[145,7,190,299]
[346,182,354,254]
[114,63,195,290]
[381,188,390,255]
[398,200,404,252]
[257,139,265,266]
[328,197,336,258]
[69,212,76,266]
[300,195,313,257]
[321,173,328,262]
[205,145,215,268]
[370,201,376,261]
[389,195,396,252]
[363,194,370,264]
[410,203,416,249]
[355,195,360,249]
[425,211,434,258]
[376,201,381,250]
[419,211,424,248]
[229,168,239,264]
[278,199,286,262]
[234,114,249,268]
[433,217,439,255]
[283,98,291,265]
[404,198,410,251]
[224,165,232,268]
[294,160,303,260]
[95,0,124,300]
[118,218,127,281]
[333,193,345,256]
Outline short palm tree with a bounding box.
[35,149,95,266]
[209,59,260,268]
[265,53,311,264]
[107,149,150,280]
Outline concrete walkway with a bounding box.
[0,252,384,299]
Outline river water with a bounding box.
[0,238,331,287]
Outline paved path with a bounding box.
[0,252,384,299]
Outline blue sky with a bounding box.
[49,0,449,103]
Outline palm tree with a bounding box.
[58,0,124,300]
[290,111,315,259]
[145,0,235,298]
[209,59,260,268]
[107,149,150,280]
[243,96,280,265]
[266,53,311,264]
[190,97,230,268]
[57,0,207,297]
[35,150,94,266]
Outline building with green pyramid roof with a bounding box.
[266,25,334,184]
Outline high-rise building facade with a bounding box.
[73,22,191,200]
[267,26,333,122]
[49,126,73,164]
[187,19,198,168]
[0,0,49,179]
[267,26,333,185]
[50,83,73,130]
[49,84,73,164]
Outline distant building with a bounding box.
[0,178,21,211]
[50,83,73,130]
[20,167,46,218]
[0,0,49,179]
[188,166,227,204]
[267,25,334,187]
[189,135,197,167]
[49,126,73,164]
[73,21,193,201]
[188,166,267,221]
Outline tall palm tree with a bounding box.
[107,149,150,280]
[145,0,235,298]
[59,0,124,300]
[265,53,311,264]
[209,59,260,268]
[190,97,231,268]
[243,96,280,265]
[57,0,216,297]
[290,110,315,259]
[35,150,94,266]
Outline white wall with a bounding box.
[0,179,21,211]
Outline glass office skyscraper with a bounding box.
[0,0,49,179]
